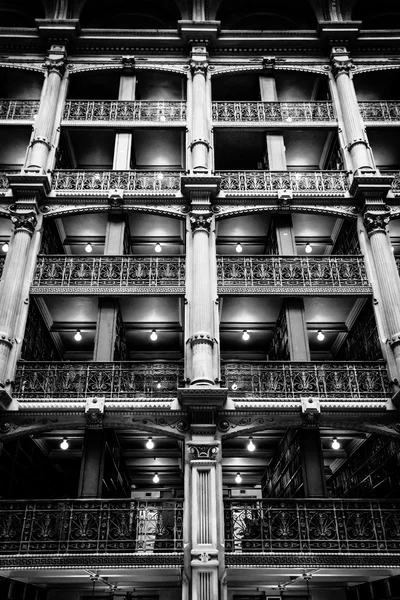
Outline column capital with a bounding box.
[10,211,38,235]
[330,47,355,78]
[190,213,213,232]
[363,209,391,236]
[43,45,67,77]
[187,441,219,462]
[189,58,209,77]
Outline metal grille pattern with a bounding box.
[390,172,400,194]
[359,101,400,121]
[14,362,185,399]
[212,101,335,122]
[33,256,185,288]
[0,498,183,554]
[0,99,40,120]
[221,362,390,399]
[217,256,369,288]
[0,173,10,191]
[63,100,186,122]
[217,171,349,194]
[0,256,4,277]
[224,498,400,553]
[52,170,182,192]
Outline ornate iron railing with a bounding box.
[224,498,400,553]
[0,498,183,554]
[0,256,4,277]
[0,99,40,120]
[14,362,185,399]
[359,101,400,122]
[386,171,400,195]
[63,100,186,122]
[52,170,182,193]
[221,362,390,399]
[33,255,185,289]
[0,172,10,191]
[217,256,369,288]
[217,171,349,194]
[212,101,335,123]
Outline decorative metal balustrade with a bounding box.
[217,170,349,195]
[14,362,185,399]
[0,99,40,120]
[0,256,4,278]
[387,171,400,195]
[52,170,182,194]
[63,100,186,123]
[217,256,369,293]
[0,172,10,192]
[32,255,185,293]
[224,498,400,553]
[212,101,335,123]
[359,101,400,122]
[0,498,183,554]
[221,362,390,400]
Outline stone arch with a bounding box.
[211,0,318,29]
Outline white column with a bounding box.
[189,48,210,172]
[331,47,375,174]
[25,46,67,172]
[259,75,287,170]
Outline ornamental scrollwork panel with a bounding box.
[33,256,185,289]
[220,362,390,399]
[217,171,350,195]
[212,101,335,123]
[0,100,40,121]
[217,256,369,289]
[63,100,186,123]
[224,499,400,553]
[0,499,183,554]
[14,362,185,399]
[52,170,182,193]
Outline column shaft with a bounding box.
[26,47,67,171]
[190,50,210,172]
[78,429,107,497]
[299,429,327,497]
[331,49,374,173]
[259,76,287,170]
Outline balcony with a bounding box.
[0,99,39,123]
[359,101,400,123]
[14,361,185,404]
[62,100,187,126]
[51,170,182,198]
[217,170,350,198]
[217,256,370,295]
[224,498,400,561]
[221,361,390,406]
[0,498,183,566]
[31,255,185,295]
[212,101,335,126]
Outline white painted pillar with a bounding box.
[330,47,375,174]
[25,46,67,172]
[189,47,210,172]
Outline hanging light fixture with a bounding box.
[85,242,93,253]
[60,437,69,450]
[242,330,250,341]
[2,242,9,253]
[235,473,242,484]
[332,437,340,450]
[231,383,238,391]
[236,242,243,253]
[247,437,256,452]
[155,242,162,253]
[305,242,312,254]
[153,472,160,483]
[150,329,158,341]
[317,330,325,341]
[157,172,164,180]
[74,330,82,342]
[146,437,154,449]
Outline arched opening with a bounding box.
[216,0,317,30]
[80,0,181,29]
[353,0,400,29]
[0,0,44,27]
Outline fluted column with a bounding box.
[363,208,400,375]
[25,46,67,172]
[0,208,38,401]
[189,48,210,172]
[187,212,216,386]
[186,440,221,600]
[330,47,374,174]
